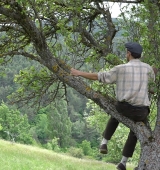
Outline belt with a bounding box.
[117,101,149,109]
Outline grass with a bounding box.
[0,139,135,170]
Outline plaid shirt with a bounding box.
[98,59,155,106]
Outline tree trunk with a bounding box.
[137,138,160,170]
[135,97,160,170]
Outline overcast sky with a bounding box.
[109,2,122,18]
[108,2,132,18]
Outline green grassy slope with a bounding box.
[0,139,134,170]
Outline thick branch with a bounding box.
[0,51,41,62]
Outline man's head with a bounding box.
[125,42,143,61]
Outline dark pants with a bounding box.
[103,101,149,157]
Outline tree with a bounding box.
[0,55,38,104]
[33,112,50,144]
[46,101,72,148]
[0,103,33,144]
[0,0,160,169]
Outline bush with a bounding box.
[68,147,84,158]
[80,140,92,156]
[45,142,53,150]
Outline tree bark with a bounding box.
[137,136,160,170]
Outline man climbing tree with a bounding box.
[70,42,155,170]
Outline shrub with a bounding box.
[68,147,84,158]
[45,142,53,150]
[80,140,92,156]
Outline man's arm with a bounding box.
[70,68,98,80]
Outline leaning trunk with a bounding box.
[137,96,160,170]
[138,138,160,170]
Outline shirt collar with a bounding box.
[129,59,141,63]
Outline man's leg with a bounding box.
[117,130,137,170]
[116,104,149,170]
[122,130,137,158]
[100,117,119,154]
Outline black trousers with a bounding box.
[102,101,149,157]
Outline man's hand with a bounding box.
[70,68,98,80]
[70,68,80,76]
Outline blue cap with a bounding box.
[125,42,143,54]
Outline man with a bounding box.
[70,42,155,170]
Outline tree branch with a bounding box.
[0,51,41,62]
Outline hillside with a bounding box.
[0,139,135,170]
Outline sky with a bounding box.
[108,2,123,18]
[108,2,132,18]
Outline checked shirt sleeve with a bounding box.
[98,67,117,84]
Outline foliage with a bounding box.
[8,65,62,108]
[0,57,28,103]
[86,100,109,133]
[67,88,87,121]
[51,137,61,151]
[47,100,73,148]
[45,137,60,152]
[30,100,72,147]
[33,113,50,143]
[0,124,2,131]
[0,103,33,144]
[68,147,84,159]
[80,140,92,156]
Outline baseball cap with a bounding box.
[125,42,143,54]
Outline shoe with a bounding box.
[116,163,126,170]
[99,144,108,154]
